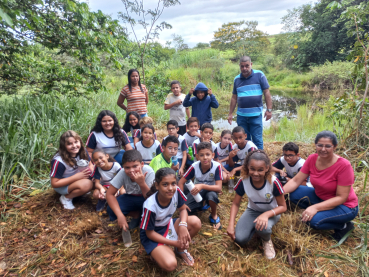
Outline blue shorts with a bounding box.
[53,185,69,195]
[224,164,242,176]
[107,194,146,221]
[140,218,178,254]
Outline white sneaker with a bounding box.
[262,239,276,259]
[60,195,75,210]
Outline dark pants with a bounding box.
[107,194,145,221]
[185,189,219,211]
[178,125,187,136]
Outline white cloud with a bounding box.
[88,0,312,47]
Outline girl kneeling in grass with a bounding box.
[227,150,287,259]
[140,168,201,271]
[50,130,93,210]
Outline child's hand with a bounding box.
[229,169,237,177]
[171,163,179,172]
[117,214,129,231]
[189,88,194,95]
[191,184,202,195]
[178,167,184,178]
[131,170,148,186]
[229,149,239,158]
[187,153,192,160]
[99,187,106,199]
[280,170,287,177]
[175,99,183,106]
[174,239,188,250]
[76,168,92,180]
[208,88,212,95]
[227,225,236,241]
[254,213,269,231]
[178,225,191,248]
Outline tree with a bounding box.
[171,33,188,51]
[119,0,180,82]
[195,42,210,49]
[0,0,127,95]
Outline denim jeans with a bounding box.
[290,185,358,230]
[140,113,148,118]
[114,149,125,166]
[236,114,263,149]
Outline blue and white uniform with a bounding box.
[232,141,257,166]
[140,187,187,254]
[91,162,121,187]
[135,140,162,163]
[133,129,157,140]
[272,157,305,178]
[183,131,200,147]
[86,130,130,157]
[215,142,233,166]
[193,138,218,159]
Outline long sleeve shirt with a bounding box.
[183,94,219,126]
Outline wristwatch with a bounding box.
[266,109,272,112]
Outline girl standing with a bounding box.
[86,110,132,165]
[50,130,93,210]
[134,124,161,164]
[227,150,286,259]
[91,149,124,211]
[140,168,201,271]
[117,69,149,118]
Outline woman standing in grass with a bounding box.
[284,131,358,243]
[117,69,149,118]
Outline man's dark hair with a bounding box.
[232,126,245,135]
[201,123,214,132]
[170,80,181,87]
[282,142,299,154]
[187,117,199,127]
[162,135,179,147]
[167,120,179,129]
[197,142,213,153]
[122,149,142,165]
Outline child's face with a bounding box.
[101,115,114,132]
[188,122,199,134]
[162,142,178,159]
[167,124,178,136]
[233,132,247,147]
[155,174,177,201]
[129,114,138,127]
[201,128,213,142]
[171,84,181,96]
[65,137,81,156]
[221,133,232,146]
[197,91,205,100]
[283,150,300,165]
[248,159,269,183]
[197,148,214,166]
[92,152,109,168]
[142,127,154,142]
[123,161,144,180]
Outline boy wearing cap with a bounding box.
[183,82,219,127]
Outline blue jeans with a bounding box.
[140,113,148,118]
[290,186,358,230]
[128,136,134,148]
[114,149,125,166]
[236,114,263,149]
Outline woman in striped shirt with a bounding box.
[117,69,149,117]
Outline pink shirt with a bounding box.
[301,154,357,208]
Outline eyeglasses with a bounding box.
[283,154,296,158]
[316,144,334,149]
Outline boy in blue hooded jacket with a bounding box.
[183,82,219,127]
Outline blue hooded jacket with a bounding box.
[183,82,219,126]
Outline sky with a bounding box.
[89,0,313,47]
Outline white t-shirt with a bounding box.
[86,130,130,157]
[272,157,306,178]
[91,162,122,186]
[183,161,223,186]
[215,142,233,165]
[232,140,258,165]
[50,152,90,179]
[164,93,187,126]
[193,138,218,158]
[135,140,162,163]
[183,130,201,147]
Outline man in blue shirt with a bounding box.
[228,56,272,149]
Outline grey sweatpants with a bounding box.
[235,208,280,247]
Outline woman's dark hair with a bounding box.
[314,130,338,147]
[127,69,144,93]
[140,124,155,141]
[241,150,272,183]
[91,148,116,163]
[221,130,231,137]
[91,110,126,148]
[146,168,176,198]
[123,111,140,133]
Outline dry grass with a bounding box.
[1,142,368,276]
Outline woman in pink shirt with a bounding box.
[284,131,358,243]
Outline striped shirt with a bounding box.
[120,84,148,115]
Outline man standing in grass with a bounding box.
[228,56,272,150]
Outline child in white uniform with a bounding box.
[135,124,161,164]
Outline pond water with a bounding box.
[211,89,326,131]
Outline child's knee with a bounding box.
[161,257,177,272]
[256,226,272,237]
[92,189,100,199]
[188,216,201,231]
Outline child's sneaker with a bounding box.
[96,199,106,212]
[60,195,75,210]
[262,239,276,259]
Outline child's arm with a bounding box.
[176,204,191,248]
[228,149,239,168]
[182,89,194,107]
[50,169,91,188]
[179,150,187,177]
[133,137,139,146]
[191,180,222,195]
[106,185,129,230]
[186,107,190,118]
[94,179,106,199]
[208,89,219,109]
[164,99,183,110]
[271,165,287,177]
[178,177,187,192]
[254,194,287,231]
[227,193,242,240]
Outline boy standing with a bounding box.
[225,126,257,177]
[178,142,223,230]
[183,82,219,127]
[271,142,307,186]
[106,150,154,231]
[164,81,190,135]
[149,136,180,173]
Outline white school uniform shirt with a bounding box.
[162,135,188,159]
[232,140,258,165]
[86,130,130,157]
[234,175,284,212]
[135,140,162,163]
[50,152,90,179]
[183,131,201,147]
[183,160,223,185]
[192,138,218,158]
[140,187,187,230]
[272,157,305,178]
[164,93,187,127]
[215,142,233,165]
[91,162,122,186]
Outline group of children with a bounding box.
[49,80,309,271]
